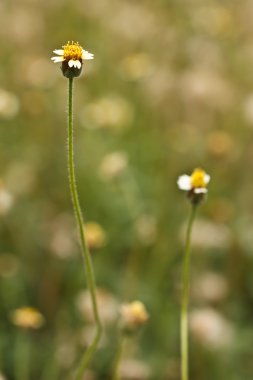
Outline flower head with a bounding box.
[10,307,45,329]
[177,168,210,204]
[51,41,94,78]
[120,301,149,334]
[84,222,107,250]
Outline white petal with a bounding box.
[75,60,82,69]
[177,175,192,191]
[68,60,75,68]
[53,49,64,55]
[204,174,211,185]
[51,56,65,63]
[68,60,82,69]
[82,50,94,60]
[194,188,208,194]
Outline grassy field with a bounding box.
[0,0,253,379]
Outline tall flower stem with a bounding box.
[180,204,197,380]
[67,77,102,380]
[112,334,126,380]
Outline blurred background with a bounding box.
[0,0,253,379]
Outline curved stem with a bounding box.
[180,204,197,380]
[67,77,102,380]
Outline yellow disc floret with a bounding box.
[63,41,83,61]
[190,168,206,188]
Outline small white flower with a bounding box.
[177,168,210,194]
[51,41,94,76]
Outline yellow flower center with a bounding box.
[63,41,83,61]
[190,168,206,188]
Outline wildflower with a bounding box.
[51,41,94,78]
[84,222,107,250]
[177,168,210,204]
[192,272,229,304]
[190,308,233,349]
[178,168,210,379]
[119,358,151,380]
[99,151,128,181]
[120,301,149,334]
[52,41,101,379]
[76,288,118,325]
[10,307,45,329]
[81,96,132,130]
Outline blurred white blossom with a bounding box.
[23,57,56,88]
[0,89,19,119]
[7,7,44,45]
[81,96,133,130]
[190,308,234,349]
[192,272,229,303]
[75,288,119,325]
[47,213,76,260]
[108,2,157,43]
[179,69,234,110]
[119,358,151,380]
[243,94,253,127]
[180,218,232,250]
[0,182,14,215]
[99,151,128,181]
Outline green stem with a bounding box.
[180,204,197,380]
[112,335,126,380]
[67,77,102,380]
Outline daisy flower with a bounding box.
[178,168,210,204]
[51,41,94,78]
[177,168,210,193]
[120,301,149,333]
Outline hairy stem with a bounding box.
[180,204,197,380]
[67,77,102,380]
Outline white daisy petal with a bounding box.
[82,50,94,60]
[76,61,82,69]
[69,60,82,68]
[204,174,211,185]
[68,60,75,68]
[53,49,64,56]
[194,188,208,194]
[70,60,81,69]
[51,56,65,63]
[177,175,192,191]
